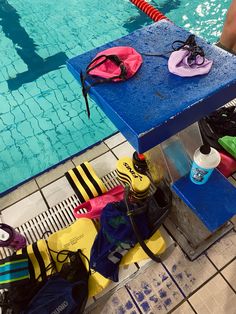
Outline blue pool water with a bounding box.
[0,0,231,194]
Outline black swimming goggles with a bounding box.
[80,54,127,118]
[172,34,206,66]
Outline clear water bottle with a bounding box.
[190,144,221,185]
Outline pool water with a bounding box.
[159,0,231,43]
[0,0,231,194]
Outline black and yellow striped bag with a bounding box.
[17,239,53,281]
[65,161,107,202]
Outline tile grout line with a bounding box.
[167,300,188,314]
[205,253,236,294]
[161,255,213,314]
[0,179,40,213]
[124,285,143,314]
[0,142,235,313]
[219,272,236,294]
[104,139,127,151]
[186,299,198,314]
[160,259,187,299]
[205,250,236,273]
[183,270,219,299]
[161,250,223,304]
[123,227,228,313]
[161,221,236,304]
[167,298,198,314]
[110,150,119,160]
[35,180,50,209]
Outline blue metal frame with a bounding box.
[172,170,236,232]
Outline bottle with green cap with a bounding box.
[190,144,221,184]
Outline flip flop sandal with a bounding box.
[73,185,124,219]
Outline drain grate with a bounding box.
[0,170,127,259]
[224,98,236,108]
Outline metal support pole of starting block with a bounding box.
[144,123,234,260]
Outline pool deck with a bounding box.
[0,132,236,313]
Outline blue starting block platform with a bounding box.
[68,20,236,259]
[68,20,236,153]
[172,169,236,232]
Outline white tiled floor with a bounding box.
[41,176,75,207]
[206,230,236,269]
[90,151,118,177]
[104,133,126,149]
[72,143,109,165]
[36,160,75,188]
[95,264,139,300]
[0,179,38,211]
[1,191,48,227]
[126,263,184,314]
[88,287,140,314]
[189,275,236,314]
[172,302,195,314]
[164,246,217,297]
[221,259,236,291]
[112,141,135,159]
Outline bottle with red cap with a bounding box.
[190,144,221,184]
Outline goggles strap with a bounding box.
[80,54,127,118]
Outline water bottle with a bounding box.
[0,223,26,250]
[190,144,221,185]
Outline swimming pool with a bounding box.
[0,0,231,195]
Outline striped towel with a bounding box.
[65,161,107,202]
[0,253,30,288]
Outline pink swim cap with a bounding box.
[168,48,213,77]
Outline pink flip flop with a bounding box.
[73,185,124,219]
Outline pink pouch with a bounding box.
[73,185,124,219]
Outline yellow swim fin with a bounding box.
[120,229,166,265]
[48,219,110,297]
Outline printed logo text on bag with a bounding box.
[51,301,69,314]
[123,162,142,181]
